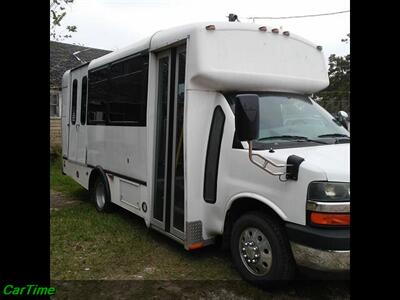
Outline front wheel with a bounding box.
[230,211,295,286]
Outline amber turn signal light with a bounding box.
[310,212,350,226]
[188,242,204,250]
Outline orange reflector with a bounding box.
[310,212,350,226]
[188,242,204,250]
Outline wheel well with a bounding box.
[221,197,284,250]
[88,168,101,193]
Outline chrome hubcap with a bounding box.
[239,227,272,276]
[95,181,106,209]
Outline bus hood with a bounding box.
[261,143,350,182]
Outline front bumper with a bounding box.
[286,223,350,271]
[290,242,350,271]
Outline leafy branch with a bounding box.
[50,0,77,41]
[313,34,350,115]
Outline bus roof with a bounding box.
[88,22,329,94]
[89,22,319,70]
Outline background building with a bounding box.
[50,41,111,146]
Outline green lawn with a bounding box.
[50,157,241,280]
[50,157,88,200]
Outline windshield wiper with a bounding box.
[318,133,350,138]
[258,135,328,144]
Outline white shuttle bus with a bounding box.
[61,22,350,284]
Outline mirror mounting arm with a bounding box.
[247,141,291,181]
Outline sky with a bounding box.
[53,0,350,63]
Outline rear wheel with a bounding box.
[230,211,295,286]
[91,175,112,212]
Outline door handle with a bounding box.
[76,124,80,130]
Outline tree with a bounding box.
[50,0,77,41]
[314,34,350,115]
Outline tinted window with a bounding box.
[203,106,225,204]
[153,56,169,222]
[256,93,349,140]
[109,55,148,125]
[88,66,108,124]
[87,54,149,126]
[80,76,87,125]
[71,79,78,125]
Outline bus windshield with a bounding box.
[256,92,349,142]
[225,92,349,144]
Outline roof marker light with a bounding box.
[205,25,216,31]
[259,26,267,32]
[317,45,323,51]
[283,31,290,36]
[272,28,279,34]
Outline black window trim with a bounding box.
[89,49,149,73]
[71,79,78,125]
[80,76,88,125]
[203,105,226,204]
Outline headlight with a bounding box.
[308,182,350,202]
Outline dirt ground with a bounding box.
[50,190,81,211]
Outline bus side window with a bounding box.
[204,106,226,203]
[80,76,87,125]
[71,79,78,125]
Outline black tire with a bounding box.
[230,211,295,287]
[91,175,113,213]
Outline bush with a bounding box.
[50,143,62,161]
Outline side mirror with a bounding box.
[336,110,349,130]
[235,94,259,141]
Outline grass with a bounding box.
[51,201,241,281]
[50,157,88,199]
[50,157,349,299]
[50,157,241,281]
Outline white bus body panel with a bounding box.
[68,66,88,163]
[187,26,328,93]
[86,126,147,183]
[63,160,91,189]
